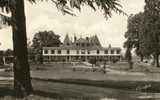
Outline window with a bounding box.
[81,50,85,54]
[44,50,48,54]
[88,50,90,54]
[67,43,70,45]
[111,50,114,54]
[97,50,100,54]
[105,50,108,54]
[76,43,79,46]
[67,50,70,54]
[58,50,61,54]
[77,50,79,54]
[96,43,99,46]
[81,43,85,47]
[117,50,120,54]
[51,50,55,54]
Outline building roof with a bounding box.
[43,34,121,51]
[63,34,72,46]
[43,46,121,50]
[76,38,88,43]
[90,35,101,47]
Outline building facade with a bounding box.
[43,34,122,62]
[0,50,13,65]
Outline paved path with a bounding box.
[105,67,145,76]
[72,65,146,75]
[0,76,13,80]
[0,69,5,72]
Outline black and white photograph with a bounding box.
[0,0,160,100]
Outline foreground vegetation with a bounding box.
[1,62,160,99]
[3,62,160,92]
[0,79,158,100]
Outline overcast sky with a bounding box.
[0,0,145,50]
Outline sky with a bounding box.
[0,0,145,50]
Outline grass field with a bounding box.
[104,62,160,73]
[1,62,160,100]
[30,62,160,73]
[28,62,160,81]
[1,79,160,100]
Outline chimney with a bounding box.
[86,37,89,41]
[109,44,111,48]
[74,35,77,42]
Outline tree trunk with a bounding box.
[126,48,133,69]
[152,54,156,65]
[155,54,159,67]
[11,0,33,97]
[140,55,144,62]
[129,61,133,69]
[40,47,43,64]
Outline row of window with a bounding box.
[44,50,120,55]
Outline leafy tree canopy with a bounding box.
[32,30,61,49]
[0,0,125,26]
[144,0,160,54]
[124,12,149,59]
[143,0,160,67]
[32,30,61,63]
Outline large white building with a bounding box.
[43,34,122,62]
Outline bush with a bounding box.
[88,58,96,65]
[112,58,119,63]
[36,67,47,71]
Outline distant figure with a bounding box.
[103,61,107,74]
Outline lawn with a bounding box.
[29,62,160,82]
[30,62,160,73]
[108,62,160,73]
[0,79,159,100]
[1,62,160,100]
[28,62,160,93]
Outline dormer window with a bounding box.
[67,43,70,45]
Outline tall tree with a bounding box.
[12,0,33,96]
[124,38,133,69]
[0,0,124,97]
[124,13,146,62]
[144,0,160,67]
[32,31,61,63]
